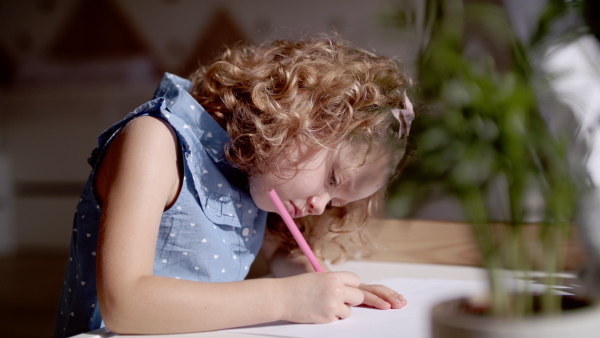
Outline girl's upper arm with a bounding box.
[95,116,181,289]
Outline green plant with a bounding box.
[384,0,587,316]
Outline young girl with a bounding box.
[55,36,415,337]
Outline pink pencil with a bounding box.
[268,189,324,272]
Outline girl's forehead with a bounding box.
[333,141,388,174]
[335,142,372,168]
[335,147,390,203]
[291,140,358,164]
[293,140,385,175]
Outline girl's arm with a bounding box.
[95,116,364,334]
[261,235,407,310]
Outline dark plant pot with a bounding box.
[431,296,600,338]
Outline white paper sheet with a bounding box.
[224,277,488,338]
[74,261,575,338]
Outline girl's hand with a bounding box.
[358,283,407,310]
[278,271,364,324]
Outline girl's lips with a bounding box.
[286,202,295,218]
[290,202,303,218]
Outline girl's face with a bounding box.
[249,142,389,218]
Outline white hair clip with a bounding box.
[391,92,415,138]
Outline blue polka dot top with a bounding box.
[55,73,268,337]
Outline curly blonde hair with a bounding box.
[190,36,413,262]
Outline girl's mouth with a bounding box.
[290,202,303,218]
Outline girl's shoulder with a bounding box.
[94,115,182,208]
[120,115,177,141]
[109,115,179,163]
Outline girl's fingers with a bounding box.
[337,305,353,320]
[337,271,361,288]
[388,293,407,309]
[344,285,366,307]
[358,284,408,309]
[362,291,392,309]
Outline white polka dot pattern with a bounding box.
[56,73,268,337]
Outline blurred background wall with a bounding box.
[0,0,422,256]
[0,0,598,257]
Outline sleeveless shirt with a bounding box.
[55,73,268,337]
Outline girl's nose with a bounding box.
[307,195,330,216]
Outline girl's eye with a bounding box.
[329,170,338,186]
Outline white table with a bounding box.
[73,260,488,338]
